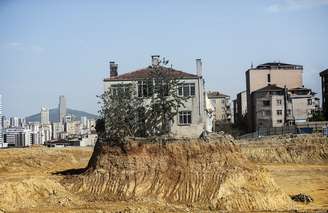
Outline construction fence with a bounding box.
[239,121,328,139]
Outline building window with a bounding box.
[179,111,192,125]
[277,119,283,123]
[178,83,195,97]
[138,81,153,97]
[267,74,271,83]
[111,84,131,96]
[277,110,283,115]
[263,100,270,106]
[287,109,291,115]
[261,110,271,116]
[307,99,312,105]
[277,99,282,105]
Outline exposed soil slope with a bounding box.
[67,136,293,211]
[240,135,328,164]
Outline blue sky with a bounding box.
[0,0,327,117]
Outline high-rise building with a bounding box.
[81,116,88,129]
[246,62,303,131]
[10,117,19,127]
[59,95,67,123]
[40,106,49,125]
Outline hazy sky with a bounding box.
[1,0,327,117]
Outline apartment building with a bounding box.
[207,91,232,123]
[233,91,247,125]
[252,84,319,129]
[246,62,303,131]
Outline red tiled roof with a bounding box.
[104,66,199,81]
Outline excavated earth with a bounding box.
[64,136,293,212]
[239,134,328,164]
[0,134,327,212]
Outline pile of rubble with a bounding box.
[290,193,313,204]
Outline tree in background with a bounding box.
[308,111,326,122]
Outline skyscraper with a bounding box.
[59,95,67,123]
[40,106,49,125]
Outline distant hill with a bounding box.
[26,108,98,123]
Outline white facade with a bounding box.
[207,92,232,123]
[52,122,64,139]
[103,58,207,138]
[10,117,19,127]
[40,106,49,125]
[4,127,31,147]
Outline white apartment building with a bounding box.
[40,106,49,125]
[207,91,232,123]
[4,127,31,147]
[103,56,207,138]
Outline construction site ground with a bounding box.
[0,135,327,212]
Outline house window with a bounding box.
[277,110,283,115]
[263,100,270,106]
[277,119,283,123]
[178,83,195,97]
[307,99,312,105]
[179,111,192,125]
[138,80,153,97]
[111,84,131,96]
[277,99,282,105]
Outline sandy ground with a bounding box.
[263,164,328,211]
[0,145,327,212]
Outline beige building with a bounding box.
[103,56,207,138]
[289,87,320,123]
[65,121,81,136]
[207,91,232,123]
[252,84,319,129]
[246,62,303,131]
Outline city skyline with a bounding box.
[1,0,327,117]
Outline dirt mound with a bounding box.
[65,136,293,211]
[0,176,81,211]
[0,147,92,175]
[240,135,328,164]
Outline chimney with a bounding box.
[151,55,160,66]
[196,58,202,76]
[109,61,118,77]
